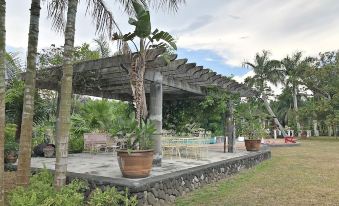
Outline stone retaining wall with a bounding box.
[65,150,271,206]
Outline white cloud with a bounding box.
[5,0,339,80]
[233,70,254,83]
[172,0,339,67]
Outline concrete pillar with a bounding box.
[226,100,235,153]
[273,129,277,139]
[149,71,163,166]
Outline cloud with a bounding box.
[5,0,339,85]
[174,0,339,67]
[171,14,214,34]
[233,70,254,83]
[227,14,241,20]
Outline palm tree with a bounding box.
[47,0,118,189]
[112,0,176,125]
[52,0,79,190]
[48,0,184,189]
[243,50,287,137]
[282,52,312,135]
[93,35,111,57]
[16,0,41,187]
[0,0,5,204]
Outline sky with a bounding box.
[5,0,339,84]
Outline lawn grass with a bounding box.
[176,137,339,206]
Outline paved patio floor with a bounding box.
[31,142,251,180]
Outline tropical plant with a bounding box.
[112,0,177,125]
[234,98,268,140]
[47,0,184,189]
[243,50,287,137]
[282,52,313,135]
[53,0,79,189]
[93,35,111,58]
[88,187,137,206]
[242,120,266,140]
[8,169,86,206]
[4,124,19,158]
[0,0,6,204]
[8,169,138,206]
[111,116,156,151]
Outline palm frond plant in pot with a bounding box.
[111,117,156,178]
[243,119,266,151]
[110,0,175,178]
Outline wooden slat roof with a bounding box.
[35,49,255,101]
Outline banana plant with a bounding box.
[112,0,176,125]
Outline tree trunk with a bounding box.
[130,47,147,125]
[313,120,319,136]
[54,0,78,190]
[0,1,5,204]
[262,94,287,137]
[17,0,41,187]
[293,86,301,136]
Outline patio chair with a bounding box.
[184,138,208,160]
[84,133,109,153]
[162,137,182,159]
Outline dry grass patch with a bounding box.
[176,137,339,206]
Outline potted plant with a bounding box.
[4,141,19,164]
[242,118,266,151]
[111,117,156,178]
[43,144,55,158]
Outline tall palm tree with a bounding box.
[53,0,79,190]
[48,0,183,188]
[282,52,312,135]
[0,0,5,204]
[16,0,41,187]
[48,0,184,189]
[243,50,287,137]
[47,0,118,189]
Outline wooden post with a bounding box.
[149,71,163,166]
[223,111,227,153]
[227,100,235,153]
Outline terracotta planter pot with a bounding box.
[43,146,55,158]
[244,139,261,151]
[117,150,154,178]
[5,152,18,164]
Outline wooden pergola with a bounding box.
[35,49,255,165]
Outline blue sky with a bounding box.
[177,48,250,77]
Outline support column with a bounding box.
[226,100,235,153]
[149,71,163,166]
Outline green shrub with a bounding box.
[5,123,17,142]
[88,187,137,206]
[5,124,19,156]
[69,134,84,153]
[8,169,86,206]
[8,170,138,206]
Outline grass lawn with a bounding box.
[176,137,339,206]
